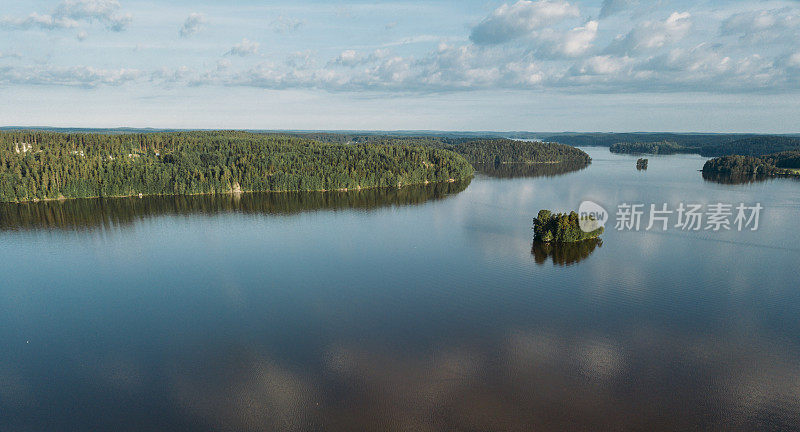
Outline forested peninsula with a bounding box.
[0,131,475,203]
[0,131,595,203]
[451,139,591,165]
[702,151,800,177]
[306,135,593,166]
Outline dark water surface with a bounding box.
[2,148,800,431]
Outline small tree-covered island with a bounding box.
[533,210,604,243]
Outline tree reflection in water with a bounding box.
[473,161,588,179]
[531,239,603,266]
[0,179,470,231]
[701,171,773,185]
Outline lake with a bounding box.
[2,147,800,431]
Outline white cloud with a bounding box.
[270,15,303,33]
[215,43,546,93]
[560,43,784,93]
[55,0,120,20]
[380,35,442,48]
[501,61,544,86]
[466,0,595,59]
[571,54,631,75]
[216,59,232,71]
[151,66,194,84]
[562,20,599,56]
[644,44,732,75]
[180,13,206,38]
[0,51,22,60]
[536,20,599,58]
[721,8,800,44]
[54,0,131,31]
[285,50,317,70]
[225,38,260,57]
[0,0,130,32]
[330,49,389,67]
[0,13,80,31]
[1,1,799,97]
[106,13,131,31]
[788,52,800,68]
[470,0,580,45]
[332,50,360,67]
[0,65,140,87]
[606,12,692,54]
[599,0,639,19]
[136,26,798,95]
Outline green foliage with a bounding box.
[636,158,648,170]
[700,136,800,157]
[611,141,691,155]
[763,150,800,169]
[0,131,474,202]
[701,150,800,180]
[452,139,591,165]
[532,209,603,243]
[702,155,781,176]
[307,134,592,166]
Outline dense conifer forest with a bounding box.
[700,137,800,157]
[0,131,475,202]
[305,134,592,166]
[0,130,598,202]
[451,139,591,165]
[763,150,800,169]
[702,151,800,177]
[610,141,689,155]
[702,155,778,176]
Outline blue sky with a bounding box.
[1,0,799,132]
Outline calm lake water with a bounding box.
[2,148,800,431]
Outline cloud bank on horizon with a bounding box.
[1,0,799,130]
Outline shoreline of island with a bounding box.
[2,177,468,204]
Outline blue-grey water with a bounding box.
[2,148,800,431]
